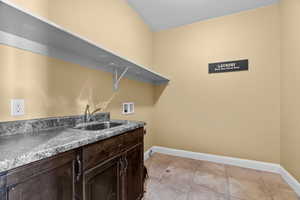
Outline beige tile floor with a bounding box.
[144,153,300,200]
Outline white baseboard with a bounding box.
[150,146,281,173]
[144,148,152,161]
[280,166,300,196]
[145,146,300,196]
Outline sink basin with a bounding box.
[73,122,123,131]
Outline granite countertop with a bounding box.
[0,115,145,173]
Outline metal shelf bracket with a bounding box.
[113,67,129,91]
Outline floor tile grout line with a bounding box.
[224,165,233,200]
[191,158,231,199]
[187,158,230,200]
[259,172,275,200]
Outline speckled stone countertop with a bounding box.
[0,113,145,173]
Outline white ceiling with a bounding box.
[127,0,279,31]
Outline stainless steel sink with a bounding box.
[73,121,123,131]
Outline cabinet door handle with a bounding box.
[120,157,124,177]
[76,155,82,181]
[124,157,128,172]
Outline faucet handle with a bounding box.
[84,104,91,123]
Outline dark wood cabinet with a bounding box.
[125,144,144,200]
[0,128,144,200]
[83,128,144,200]
[5,150,82,200]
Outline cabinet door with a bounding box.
[7,151,80,200]
[125,144,143,200]
[83,156,122,200]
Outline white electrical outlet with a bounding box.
[122,102,134,115]
[11,99,25,116]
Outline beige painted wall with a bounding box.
[153,5,281,163]
[3,1,299,180]
[0,0,155,150]
[280,0,300,181]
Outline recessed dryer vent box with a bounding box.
[122,102,134,115]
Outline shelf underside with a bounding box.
[0,1,169,85]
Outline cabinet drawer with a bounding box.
[83,135,123,171]
[0,174,6,200]
[0,173,6,188]
[122,128,143,150]
[6,150,76,186]
[0,188,6,200]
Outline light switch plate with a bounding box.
[11,99,25,116]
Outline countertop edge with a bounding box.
[0,120,145,173]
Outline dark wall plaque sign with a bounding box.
[209,59,248,73]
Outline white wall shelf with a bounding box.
[0,0,170,89]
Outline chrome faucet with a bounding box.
[84,104,102,123]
